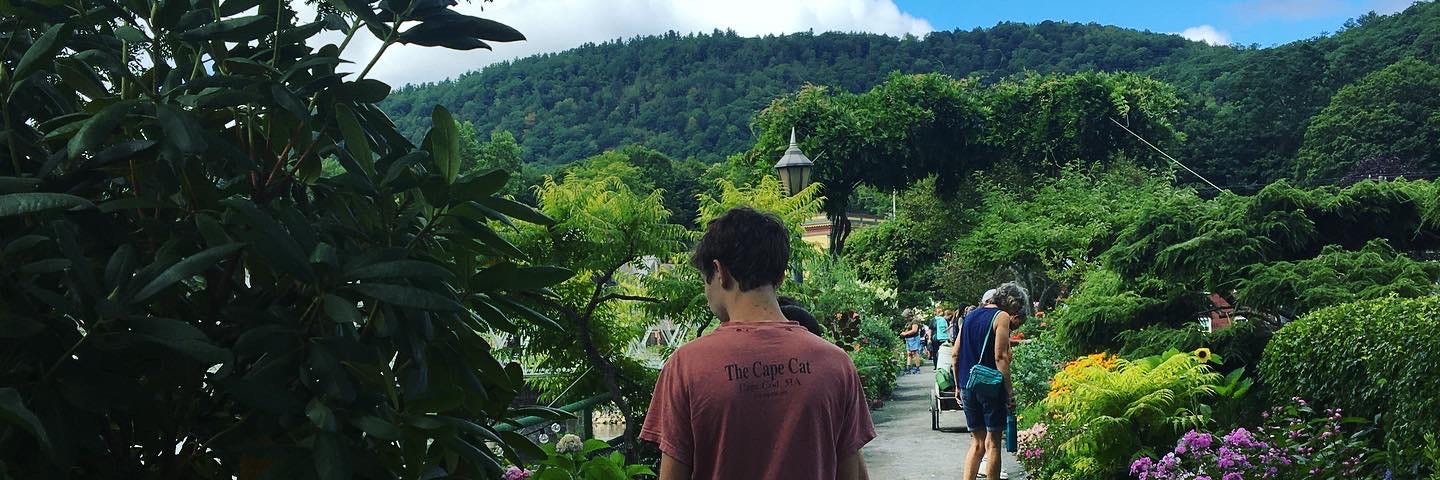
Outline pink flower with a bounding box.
[503,466,532,480]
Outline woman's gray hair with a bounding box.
[991,282,1030,316]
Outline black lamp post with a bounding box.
[774,128,815,196]
[775,128,815,283]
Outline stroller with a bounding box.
[931,341,967,431]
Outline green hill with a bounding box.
[380,1,1440,184]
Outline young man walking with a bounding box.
[640,207,875,480]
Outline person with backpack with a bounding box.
[931,306,952,368]
[900,318,924,374]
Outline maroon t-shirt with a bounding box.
[640,321,876,480]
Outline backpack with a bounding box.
[936,367,954,391]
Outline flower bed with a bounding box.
[1131,399,1386,480]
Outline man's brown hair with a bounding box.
[689,207,789,291]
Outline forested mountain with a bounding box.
[381,1,1440,183]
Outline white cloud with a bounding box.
[316,0,934,86]
[1179,24,1232,45]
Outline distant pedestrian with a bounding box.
[900,318,924,374]
[931,307,953,368]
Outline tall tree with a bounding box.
[1294,58,1440,180]
[510,167,688,460]
[984,71,1184,177]
[751,73,990,254]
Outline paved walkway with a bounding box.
[864,366,1028,479]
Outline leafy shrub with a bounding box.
[1011,334,1069,412]
[1117,319,1272,373]
[1237,239,1440,318]
[1261,295,1440,475]
[1048,268,1168,354]
[0,0,563,477]
[857,315,901,352]
[1034,351,1222,479]
[526,434,656,480]
[849,345,901,402]
[1131,398,1386,480]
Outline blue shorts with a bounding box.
[905,337,924,351]
[963,388,1007,432]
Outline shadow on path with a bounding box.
[864,365,1028,479]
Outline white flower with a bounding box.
[555,434,583,454]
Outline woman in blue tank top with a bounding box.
[952,283,1028,480]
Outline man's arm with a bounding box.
[950,323,963,394]
[659,453,692,480]
[838,450,870,480]
[994,312,1015,407]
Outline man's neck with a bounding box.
[722,290,785,324]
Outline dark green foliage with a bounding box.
[985,72,1183,175]
[1238,240,1440,318]
[1173,3,1440,186]
[382,23,1220,165]
[856,315,901,353]
[0,0,562,477]
[1295,58,1440,180]
[1048,178,1440,354]
[1117,320,1271,375]
[844,177,971,304]
[941,166,1181,311]
[1261,296,1440,475]
[1106,180,1440,296]
[379,3,1440,187]
[1010,334,1068,411]
[1047,268,1172,355]
[750,72,992,253]
[850,316,903,402]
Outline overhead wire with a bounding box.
[1108,116,1440,194]
[1109,117,1226,194]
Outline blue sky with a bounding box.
[897,0,1418,46]
[351,0,1423,85]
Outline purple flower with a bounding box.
[1216,446,1251,469]
[1223,473,1243,480]
[1131,457,1155,480]
[1223,427,1264,449]
[1181,430,1215,452]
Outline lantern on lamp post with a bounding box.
[775,128,815,284]
[774,128,815,196]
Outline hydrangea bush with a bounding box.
[527,434,657,480]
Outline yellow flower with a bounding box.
[1194,348,1212,364]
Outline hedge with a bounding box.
[1260,295,1440,472]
